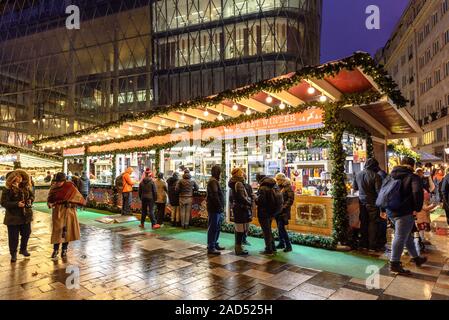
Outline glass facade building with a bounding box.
[0,0,321,145]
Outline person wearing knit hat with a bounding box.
[228,168,252,255]
[275,175,294,252]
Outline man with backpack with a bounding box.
[255,173,283,256]
[376,157,427,275]
[353,158,382,251]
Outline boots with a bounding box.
[411,256,427,267]
[276,242,286,249]
[235,232,248,256]
[10,252,17,263]
[19,249,31,257]
[389,261,411,275]
[51,250,59,259]
[284,241,292,252]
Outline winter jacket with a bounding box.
[255,176,278,218]
[389,165,424,218]
[138,177,157,201]
[122,168,135,193]
[155,179,168,203]
[167,173,180,206]
[228,176,252,224]
[279,180,294,224]
[207,166,225,213]
[79,174,90,195]
[175,172,199,197]
[1,186,34,226]
[440,173,449,204]
[352,158,382,205]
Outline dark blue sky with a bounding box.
[321,0,410,63]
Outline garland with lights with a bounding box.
[35,52,406,147]
[0,142,62,162]
[387,142,420,161]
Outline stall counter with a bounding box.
[251,194,360,236]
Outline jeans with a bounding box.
[171,206,180,223]
[276,216,291,247]
[156,203,166,225]
[390,214,419,262]
[207,212,223,251]
[141,198,156,225]
[179,197,193,227]
[122,192,132,215]
[359,203,379,249]
[7,223,31,255]
[259,214,274,252]
[376,219,388,249]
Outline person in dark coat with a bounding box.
[1,170,34,263]
[255,173,278,255]
[78,171,90,200]
[206,165,225,255]
[439,168,449,225]
[228,168,252,255]
[242,172,254,246]
[388,157,427,275]
[275,173,294,252]
[167,172,180,226]
[352,158,382,251]
[374,165,388,250]
[138,168,160,229]
[154,172,168,226]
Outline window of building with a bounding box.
[418,31,424,45]
[436,99,443,111]
[402,75,407,88]
[419,55,425,69]
[425,48,431,64]
[432,12,439,27]
[401,55,406,66]
[445,29,449,45]
[435,69,442,84]
[409,66,414,83]
[443,0,449,15]
[433,39,440,56]
[424,23,430,37]
[420,81,426,94]
[446,94,449,106]
[437,127,443,142]
[408,44,414,60]
[445,60,449,77]
[392,64,399,77]
[426,76,433,91]
[410,90,415,107]
[423,131,435,145]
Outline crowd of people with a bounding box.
[353,156,449,275]
[3,158,449,270]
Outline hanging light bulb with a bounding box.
[128,126,133,131]
[217,114,224,121]
[319,95,328,102]
[265,96,273,103]
[42,117,46,123]
[279,103,286,110]
[175,122,180,128]
[114,128,119,133]
[307,86,316,95]
[161,119,166,124]
[32,119,37,124]
[143,122,148,128]
[158,125,162,130]
[57,124,61,128]
[245,109,252,115]
[194,118,201,125]
[232,104,239,111]
[203,109,209,117]
[180,114,186,121]
[143,128,147,133]
[117,134,121,138]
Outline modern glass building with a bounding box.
[0,0,321,145]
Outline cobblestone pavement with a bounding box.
[0,209,448,300]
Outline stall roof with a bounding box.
[416,150,443,163]
[34,52,420,151]
[0,142,62,168]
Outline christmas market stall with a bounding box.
[34,53,421,249]
[0,142,63,201]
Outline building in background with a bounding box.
[152,0,322,105]
[0,0,322,147]
[376,0,449,159]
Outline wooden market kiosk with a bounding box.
[34,53,421,246]
[0,142,63,201]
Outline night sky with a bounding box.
[320,0,410,63]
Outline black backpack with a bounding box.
[115,174,124,190]
[267,186,284,216]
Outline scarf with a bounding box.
[48,181,86,206]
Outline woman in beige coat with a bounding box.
[47,172,85,259]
